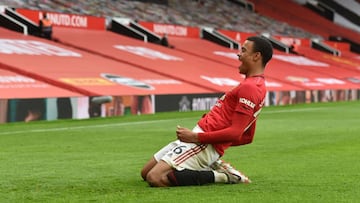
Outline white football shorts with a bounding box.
[154,125,220,171]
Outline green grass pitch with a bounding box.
[0,101,359,202]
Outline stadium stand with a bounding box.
[0,0,359,122]
[297,42,360,71]
[337,0,360,14]
[319,0,360,27]
[0,27,215,96]
[284,47,360,82]
[40,26,360,92]
[52,27,245,92]
[246,0,360,45]
[166,36,240,66]
[1,0,319,38]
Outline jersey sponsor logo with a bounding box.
[239,97,255,109]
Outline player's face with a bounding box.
[237,40,256,75]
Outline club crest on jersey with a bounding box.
[239,98,255,109]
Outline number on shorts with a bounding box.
[173,146,186,154]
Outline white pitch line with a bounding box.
[262,107,327,114]
[0,118,195,136]
[0,107,327,136]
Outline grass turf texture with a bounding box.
[0,101,359,202]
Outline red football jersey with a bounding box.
[197,75,266,156]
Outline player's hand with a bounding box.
[176,125,199,143]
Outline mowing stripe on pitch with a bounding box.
[0,107,327,136]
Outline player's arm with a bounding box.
[231,121,256,146]
[177,84,256,144]
[176,112,251,144]
[197,111,252,144]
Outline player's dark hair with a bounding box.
[247,36,273,68]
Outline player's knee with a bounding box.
[146,172,159,186]
[140,168,148,181]
[146,171,163,187]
